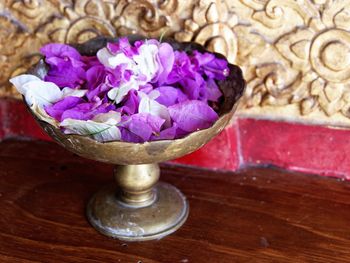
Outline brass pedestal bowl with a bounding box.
[28,37,245,241]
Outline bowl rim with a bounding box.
[29,99,236,147]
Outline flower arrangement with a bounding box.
[10,37,231,143]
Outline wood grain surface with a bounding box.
[0,140,350,263]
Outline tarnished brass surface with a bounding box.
[88,164,189,241]
[36,109,234,165]
[26,37,245,241]
[114,164,160,207]
[87,182,189,241]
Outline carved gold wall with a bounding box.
[1,0,350,126]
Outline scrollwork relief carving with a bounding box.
[2,0,350,125]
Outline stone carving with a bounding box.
[2,0,350,125]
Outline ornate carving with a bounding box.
[175,0,238,63]
[2,0,350,125]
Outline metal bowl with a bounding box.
[25,36,246,241]
[28,36,246,165]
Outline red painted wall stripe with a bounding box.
[239,119,350,179]
[0,98,50,141]
[173,125,239,171]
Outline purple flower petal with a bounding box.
[39,38,229,143]
[192,50,229,80]
[168,100,218,133]
[45,96,84,121]
[120,113,165,142]
[139,83,154,94]
[152,42,175,85]
[82,55,100,67]
[44,66,86,89]
[86,65,106,90]
[166,51,195,84]
[41,43,82,64]
[41,43,86,88]
[107,37,138,58]
[206,78,222,102]
[155,86,187,107]
[179,73,207,101]
[61,101,116,121]
[203,58,230,80]
[118,90,140,115]
[85,65,124,101]
[151,122,178,141]
[191,50,215,69]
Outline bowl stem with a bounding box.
[114,164,160,207]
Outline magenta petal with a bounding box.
[155,86,187,107]
[191,51,215,69]
[153,43,175,85]
[41,43,87,88]
[166,51,194,84]
[45,96,84,121]
[41,43,82,61]
[85,65,123,100]
[44,66,86,89]
[202,58,229,80]
[168,100,218,132]
[107,37,138,58]
[86,65,106,90]
[118,90,140,115]
[60,101,115,121]
[206,78,222,102]
[82,55,100,67]
[151,122,178,141]
[155,86,178,106]
[60,102,95,121]
[41,43,85,70]
[139,84,154,94]
[120,127,150,143]
[121,113,165,142]
[191,50,229,80]
[86,83,108,101]
[179,73,207,101]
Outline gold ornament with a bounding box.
[2,0,350,125]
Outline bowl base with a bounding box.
[86,182,189,241]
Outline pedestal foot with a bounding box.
[86,182,189,241]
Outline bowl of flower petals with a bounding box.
[10,35,245,241]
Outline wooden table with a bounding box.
[0,139,350,262]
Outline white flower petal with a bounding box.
[96,48,113,68]
[139,96,171,127]
[10,74,63,106]
[148,90,160,100]
[60,118,121,142]
[21,80,62,107]
[107,80,139,104]
[92,111,121,125]
[10,74,62,126]
[138,91,148,99]
[109,53,135,69]
[62,87,87,98]
[97,48,135,70]
[9,74,41,95]
[133,44,159,82]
